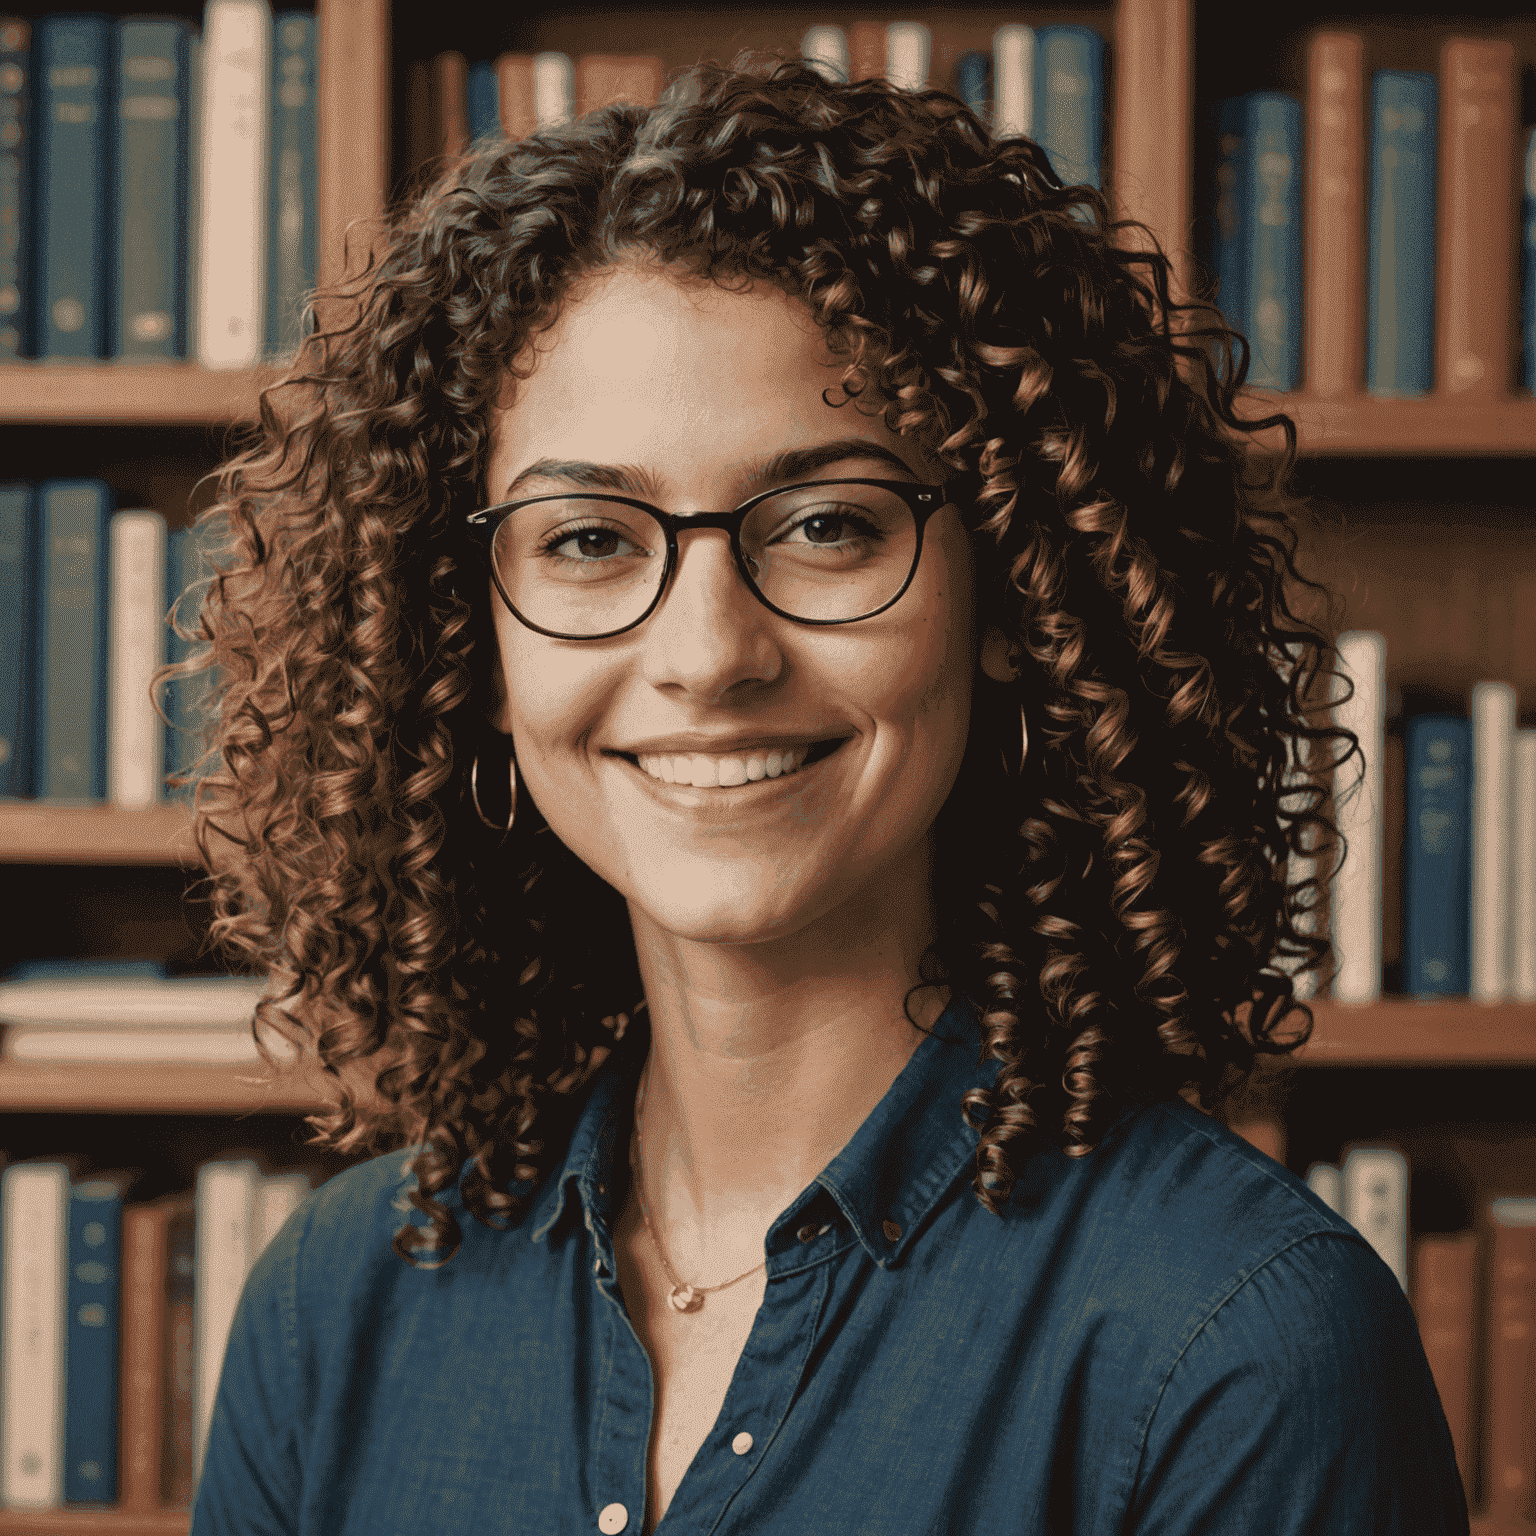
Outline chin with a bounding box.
[621,862,846,948]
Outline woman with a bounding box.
[184,57,1466,1536]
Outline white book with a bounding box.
[800,25,848,83]
[193,1158,263,1484]
[885,22,929,92]
[1330,631,1386,1003]
[1274,673,1323,1001]
[1491,1196,1536,1227]
[1305,1161,1343,1214]
[1513,729,1536,1000]
[196,0,272,369]
[0,973,271,1027]
[253,1171,312,1261]
[185,31,203,362]
[533,52,573,127]
[1470,680,1517,1002]
[108,511,168,809]
[993,24,1035,138]
[3,1024,297,1064]
[0,1163,71,1509]
[1342,1145,1409,1291]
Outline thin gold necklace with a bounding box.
[630,1057,768,1314]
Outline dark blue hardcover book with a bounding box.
[1366,71,1437,398]
[112,18,189,359]
[1236,93,1302,390]
[164,521,216,796]
[265,12,317,357]
[0,481,35,795]
[63,1170,137,1504]
[466,58,498,142]
[1211,97,1246,338]
[0,17,31,357]
[8,957,166,980]
[1032,26,1103,190]
[1403,714,1471,997]
[34,14,113,359]
[36,479,111,801]
[1522,127,1535,394]
[955,50,989,122]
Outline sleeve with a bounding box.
[188,1200,309,1536]
[1126,1230,1470,1536]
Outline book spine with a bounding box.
[1366,71,1437,398]
[885,22,929,93]
[532,52,572,128]
[0,481,34,796]
[954,52,988,121]
[428,50,467,160]
[847,21,884,85]
[1305,1161,1344,1214]
[265,12,316,359]
[1410,1231,1478,1500]
[184,32,202,362]
[253,1170,311,1259]
[1304,32,1365,397]
[1402,714,1472,996]
[1434,38,1517,397]
[107,510,167,808]
[162,1204,195,1505]
[1341,1144,1409,1290]
[495,53,536,138]
[1033,26,1104,190]
[1470,680,1516,1002]
[1514,729,1536,1001]
[1483,1209,1536,1521]
[112,19,189,359]
[37,479,112,803]
[1212,97,1247,338]
[799,26,848,84]
[1330,630,1385,1002]
[1242,92,1302,390]
[63,1177,127,1504]
[118,1198,179,1512]
[0,17,30,357]
[1524,128,1536,395]
[195,0,271,370]
[163,523,212,797]
[992,24,1033,139]
[35,14,112,359]
[0,1163,71,1508]
[465,58,498,143]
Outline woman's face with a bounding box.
[485,263,978,949]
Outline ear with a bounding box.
[979,625,1020,683]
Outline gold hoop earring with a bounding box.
[470,750,517,832]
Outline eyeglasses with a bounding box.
[464,478,950,640]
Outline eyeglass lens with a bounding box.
[491,482,920,635]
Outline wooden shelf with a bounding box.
[1242,393,1536,457]
[0,1511,188,1533]
[1301,998,1536,1067]
[0,363,281,427]
[0,804,198,865]
[0,1058,324,1114]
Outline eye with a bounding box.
[539,523,642,562]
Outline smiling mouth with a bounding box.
[614,737,848,789]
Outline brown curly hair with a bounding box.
[164,56,1357,1266]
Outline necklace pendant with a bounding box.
[667,1283,703,1313]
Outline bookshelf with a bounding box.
[2,0,1533,1529]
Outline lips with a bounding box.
[612,736,848,791]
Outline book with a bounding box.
[1470,681,1516,1002]
[36,479,112,803]
[163,1198,196,1504]
[184,31,202,361]
[1341,1143,1408,1290]
[575,55,663,117]
[1303,31,1365,398]
[265,11,317,359]
[195,0,271,370]
[428,50,467,161]
[0,17,30,357]
[955,52,988,120]
[0,1160,72,1508]
[1366,71,1437,398]
[884,22,928,93]
[800,25,848,84]
[992,24,1033,139]
[1402,714,1471,997]
[1524,128,1536,395]
[1484,1197,1536,1521]
[466,58,498,143]
[1515,729,1536,1002]
[1329,630,1385,1003]
[4,1025,293,1064]
[847,21,883,84]
[113,18,190,360]
[1410,1230,1478,1497]
[1434,38,1517,398]
[1275,700,1324,1002]
[495,53,537,139]
[108,509,168,808]
[1033,26,1103,190]
[254,1169,313,1260]
[0,481,34,795]
[164,518,216,797]
[1305,1161,1343,1214]
[64,1169,138,1504]
[532,52,573,128]
[34,13,112,359]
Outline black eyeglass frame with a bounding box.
[463,477,952,640]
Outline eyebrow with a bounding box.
[501,437,920,503]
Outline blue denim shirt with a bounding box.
[191,994,1468,1535]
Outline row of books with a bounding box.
[0,1151,320,1510]
[1304,1153,1534,1519]
[409,23,1106,193]
[1209,32,1536,397]
[0,481,215,804]
[0,2,316,366]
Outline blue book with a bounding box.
[1522,127,1535,395]
[0,17,31,357]
[1403,714,1471,997]
[164,521,215,797]
[266,12,317,358]
[63,1171,136,1505]
[1366,71,1437,398]
[112,18,189,359]
[955,50,989,122]
[36,479,111,801]
[1032,26,1103,189]
[0,482,35,796]
[34,14,113,359]
[466,58,499,143]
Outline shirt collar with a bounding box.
[529,991,1000,1269]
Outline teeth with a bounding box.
[636,745,811,787]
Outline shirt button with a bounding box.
[732,1431,754,1455]
[882,1219,902,1241]
[796,1223,818,1243]
[598,1502,628,1533]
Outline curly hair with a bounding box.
[164,56,1357,1266]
